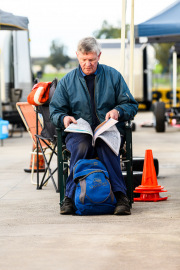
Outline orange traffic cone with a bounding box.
[24,143,45,173]
[134,149,168,202]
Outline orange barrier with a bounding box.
[24,143,45,173]
[16,102,47,174]
[134,149,168,202]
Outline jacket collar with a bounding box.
[77,64,102,78]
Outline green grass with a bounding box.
[153,77,171,88]
[39,72,180,89]
[152,74,180,88]
[40,73,66,82]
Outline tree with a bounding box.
[93,20,129,39]
[153,43,174,73]
[48,40,70,70]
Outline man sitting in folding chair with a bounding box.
[50,37,138,215]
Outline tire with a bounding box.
[153,102,157,116]
[131,122,136,132]
[154,102,166,132]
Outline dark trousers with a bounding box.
[65,133,127,198]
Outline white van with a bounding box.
[0,30,33,121]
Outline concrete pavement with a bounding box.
[0,112,180,270]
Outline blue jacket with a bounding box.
[49,64,138,135]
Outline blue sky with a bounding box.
[0,0,177,57]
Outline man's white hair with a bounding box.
[77,37,101,55]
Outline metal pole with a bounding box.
[129,0,134,94]
[172,51,177,107]
[27,30,33,88]
[120,0,127,77]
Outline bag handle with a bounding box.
[74,169,109,184]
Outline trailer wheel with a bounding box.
[154,102,166,132]
[132,122,136,132]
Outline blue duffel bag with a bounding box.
[73,159,117,215]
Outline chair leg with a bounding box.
[30,150,49,186]
[37,138,58,191]
[38,151,53,188]
[30,139,57,190]
[125,123,134,206]
[31,150,36,185]
[57,128,65,203]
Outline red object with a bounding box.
[24,143,45,173]
[27,82,51,106]
[134,149,168,202]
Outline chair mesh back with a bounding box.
[39,106,57,142]
[39,78,58,143]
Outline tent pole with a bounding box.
[120,0,127,77]
[172,51,177,107]
[129,0,134,94]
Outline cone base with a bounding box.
[135,185,165,191]
[134,193,168,202]
[134,189,167,194]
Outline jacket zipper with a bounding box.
[94,77,101,123]
[82,76,101,124]
[84,78,100,125]
[84,80,93,116]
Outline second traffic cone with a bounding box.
[24,143,45,173]
[134,149,168,202]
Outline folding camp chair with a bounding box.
[56,120,134,208]
[16,101,58,190]
[17,78,59,191]
[35,103,58,191]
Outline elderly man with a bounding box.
[50,37,138,215]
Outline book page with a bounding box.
[64,117,120,155]
[95,125,121,156]
[64,118,93,136]
[93,118,118,141]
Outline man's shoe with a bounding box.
[60,196,75,215]
[114,193,131,215]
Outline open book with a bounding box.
[64,118,121,156]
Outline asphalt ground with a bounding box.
[0,111,180,270]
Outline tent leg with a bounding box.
[120,0,127,77]
[173,51,177,107]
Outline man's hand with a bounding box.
[63,116,77,128]
[105,109,119,121]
